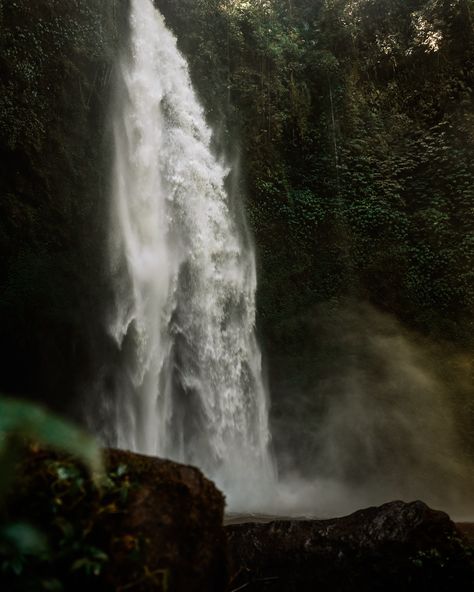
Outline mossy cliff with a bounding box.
[0,0,125,408]
[1,1,473,464]
[154,0,474,467]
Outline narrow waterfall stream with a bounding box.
[103,0,275,509]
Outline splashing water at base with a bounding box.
[100,0,275,510]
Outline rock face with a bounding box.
[6,448,227,592]
[7,448,473,592]
[102,449,228,591]
[226,501,473,591]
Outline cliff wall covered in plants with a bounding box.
[156,0,474,468]
[0,0,125,409]
[1,0,473,465]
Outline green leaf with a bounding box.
[116,464,127,477]
[42,579,64,591]
[1,522,47,556]
[0,396,103,480]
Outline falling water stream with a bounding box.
[104,0,275,509]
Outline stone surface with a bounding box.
[6,447,227,592]
[102,449,227,591]
[226,501,473,591]
[457,522,474,545]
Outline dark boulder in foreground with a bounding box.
[226,501,473,591]
[5,449,473,592]
[102,449,227,592]
[4,448,227,592]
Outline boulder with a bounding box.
[5,448,227,592]
[226,501,473,591]
[102,449,227,591]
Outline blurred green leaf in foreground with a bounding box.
[0,395,102,498]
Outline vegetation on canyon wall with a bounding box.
[0,0,121,407]
[0,0,473,460]
[1,3,473,586]
[159,0,474,344]
[158,0,474,465]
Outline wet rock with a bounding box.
[102,449,227,591]
[5,448,227,592]
[226,501,473,591]
[457,522,474,545]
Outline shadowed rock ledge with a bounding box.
[226,501,473,591]
[4,449,473,591]
[4,448,227,592]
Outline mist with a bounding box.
[268,301,474,520]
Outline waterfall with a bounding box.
[102,0,275,509]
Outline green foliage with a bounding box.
[159,0,474,344]
[0,395,114,590]
[0,522,48,576]
[155,0,474,460]
[0,396,102,481]
[0,453,135,591]
[0,395,147,590]
[8,448,175,591]
[0,0,121,401]
[1,0,473,463]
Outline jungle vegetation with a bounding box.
[0,0,473,460]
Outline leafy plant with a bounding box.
[0,395,109,590]
[0,396,102,488]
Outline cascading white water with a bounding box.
[105,0,275,509]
